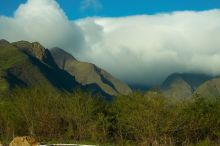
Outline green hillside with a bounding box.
[0,41,27,91]
[195,77,220,98]
[0,40,78,93]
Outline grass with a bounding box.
[0,43,27,91]
[0,43,27,71]
[0,43,59,92]
[0,78,9,91]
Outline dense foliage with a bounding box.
[0,89,220,146]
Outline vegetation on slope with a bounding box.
[195,77,220,98]
[0,40,81,93]
[1,88,220,146]
[0,42,28,91]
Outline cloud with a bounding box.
[80,0,102,12]
[1,0,220,85]
[76,11,220,85]
[0,0,86,53]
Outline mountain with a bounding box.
[0,40,131,97]
[12,41,58,68]
[195,77,220,98]
[50,47,132,96]
[0,40,79,93]
[161,73,212,99]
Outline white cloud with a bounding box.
[80,0,102,12]
[76,11,220,85]
[1,0,220,85]
[0,0,86,53]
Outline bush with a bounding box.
[1,88,220,145]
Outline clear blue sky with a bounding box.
[1,0,220,20]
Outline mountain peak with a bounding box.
[12,41,46,61]
[51,47,77,60]
[12,41,58,68]
[161,72,213,99]
[0,39,10,45]
[50,47,78,70]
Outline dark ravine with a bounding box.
[0,40,132,97]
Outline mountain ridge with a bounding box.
[0,40,132,97]
[50,47,132,96]
[161,73,213,99]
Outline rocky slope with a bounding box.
[50,47,132,96]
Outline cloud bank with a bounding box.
[1,0,220,85]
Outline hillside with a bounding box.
[0,40,79,93]
[50,47,132,96]
[195,77,220,98]
[161,73,212,99]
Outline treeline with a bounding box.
[1,88,220,145]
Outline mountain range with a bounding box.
[0,39,131,98]
[1,39,220,100]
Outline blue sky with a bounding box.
[1,0,220,19]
